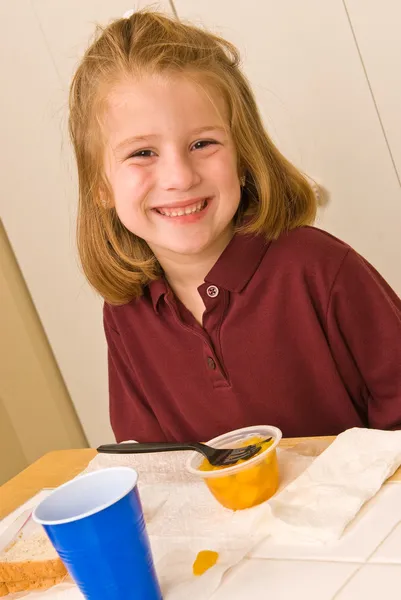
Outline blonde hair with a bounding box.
[69,9,316,305]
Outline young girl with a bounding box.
[69,10,401,443]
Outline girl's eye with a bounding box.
[128,149,156,159]
[191,140,217,151]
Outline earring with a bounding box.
[240,175,246,187]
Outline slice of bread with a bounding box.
[0,575,66,597]
[0,529,67,596]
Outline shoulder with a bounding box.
[103,288,154,332]
[274,225,350,256]
[257,226,356,303]
[270,226,352,274]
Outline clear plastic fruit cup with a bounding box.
[186,425,282,511]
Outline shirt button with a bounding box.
[206,285,219,298]
[207,357,216,370]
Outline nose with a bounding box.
[159,150,201,192]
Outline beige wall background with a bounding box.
[0,221,87,485]
[0,0,400,450]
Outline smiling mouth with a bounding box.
[153,198,209,217]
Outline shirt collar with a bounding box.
[148,277,168,313]
[148,231,270,313]
[204,231,270,292]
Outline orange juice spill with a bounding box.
[192,550,219,576]
[199,436,279,510]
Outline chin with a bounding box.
[160,232,214,256]
[168,241,211,256]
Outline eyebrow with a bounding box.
[113,125,227,154]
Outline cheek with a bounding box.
[208,154,239,191]
[113,167,152,211]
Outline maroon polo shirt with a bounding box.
[104,226,401,442]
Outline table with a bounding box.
[2,437,401,600]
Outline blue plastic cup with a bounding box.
[32,467,162,600]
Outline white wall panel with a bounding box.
[345,0,401,182]
[174,0,401,293]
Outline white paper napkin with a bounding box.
[76,444,313,600]
[265,427,401,544]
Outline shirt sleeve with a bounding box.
[103,305,167,442]
[327,249,401,430]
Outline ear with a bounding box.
[238,163,247,187]
[98,179,114,209]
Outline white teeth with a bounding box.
[156,199,206,217]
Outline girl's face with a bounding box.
[103,74,241,260]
